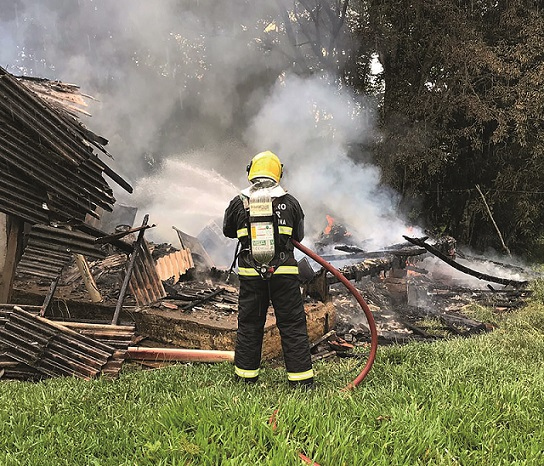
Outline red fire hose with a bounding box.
[292,239,378,389]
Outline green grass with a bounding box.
[2,283,544,465]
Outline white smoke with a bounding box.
[1,1,418,251]
[245,74,417,248]
[0,0,283,181]
[419,256,532,290]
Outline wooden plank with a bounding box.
[0,214,23,304]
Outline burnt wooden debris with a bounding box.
[6,227,538,375]
[403,235,529,288]
[307,233,535,353]
[160,281,238,312]
[309,329,365,363]
[112,214,167,324]
[0,67,133,223]
[331,271,531,349]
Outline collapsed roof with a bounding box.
[0,66,132,225]
[0,65,136,302]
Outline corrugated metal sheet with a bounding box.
[0,356,45,381]
[0,167,51,224]
[0,125,101,222]
[16,224,107,280]
[128,241,167,307]
[0,306,130,380]
[0,65,132,226]
[58,321,135,378]
[155,249,194,282]
[60,321,135,350]
[0,305,44,381]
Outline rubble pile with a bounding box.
[5,223,539,379]
[0,65,539,381]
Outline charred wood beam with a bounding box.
[485,285,532,295]
[356,333,432,345]
[40,275,61,317]
[406,265,428,274]
[437,313,489,336]
[99,163,133,194]
[403,302,491,338]
[94,224,155,244]
[162,281,186,300]
[311,350,336,363]
[181,288,225,311]
[112,214,149,325]
[332,258,394,283]
[457,251,543,279]
[400,321,439,340]
[309,329,336,349]
[403,236,529,288]
[76,223,133,254]
[333,245,427,257]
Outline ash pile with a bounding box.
[308,220,536,357]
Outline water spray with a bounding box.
[292,239,378,389]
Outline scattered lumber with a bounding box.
[403,236,529,288]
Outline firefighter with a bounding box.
[223,150,314,388]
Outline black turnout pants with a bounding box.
[235,275,312,377]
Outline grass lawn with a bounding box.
[1,282,543,465]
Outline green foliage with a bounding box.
[1,299,543,465]
[461,303,501,326]
[353,0,544,255]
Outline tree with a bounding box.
[353,0,544,257]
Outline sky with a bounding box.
[0,0,417,251]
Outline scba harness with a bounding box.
[233,187,293,280]
[247,186,291,279]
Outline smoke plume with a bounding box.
[1,0,415,249]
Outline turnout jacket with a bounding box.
[223,186,304,278]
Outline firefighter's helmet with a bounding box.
[246,151,283,183]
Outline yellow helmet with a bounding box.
[246,150,283,183]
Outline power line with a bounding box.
[420,188,544,195]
